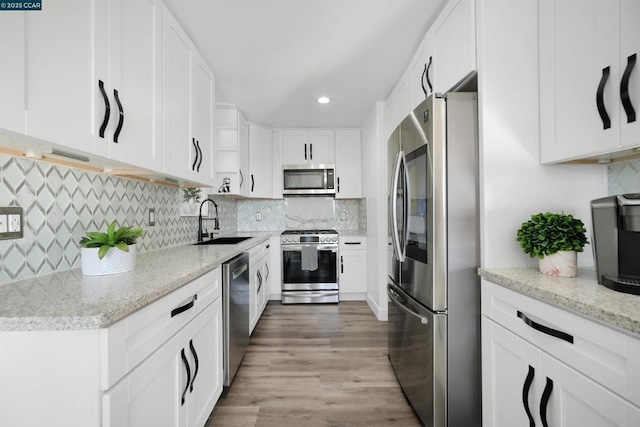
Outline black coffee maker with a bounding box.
[591,194,640,294]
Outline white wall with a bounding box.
[362,101,388,320]
[476,0,607,268]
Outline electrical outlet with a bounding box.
[340,211,346,221]
[0,207,23,240]
[8,214,21,232]
[256,212,262,221]
[149,208,156,226]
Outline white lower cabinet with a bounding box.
[339,236,367,300]
[104,298,222,427]
[0,269,223,427]
[482,280,640,427]
[249,240,271,334]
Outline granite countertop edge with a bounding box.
[478,267,640,336]
[0,232,278,332]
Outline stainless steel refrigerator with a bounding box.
[387,93,480,426]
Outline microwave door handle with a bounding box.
[390,151,405,262]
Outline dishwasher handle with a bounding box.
[232,263,248,280]
[388,286,429,325]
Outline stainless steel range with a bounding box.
[280,229,339,304]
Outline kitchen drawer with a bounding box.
[481,279,640,407]
[101,268,221,389]
[339,236,367,249]
[248,239,270,260]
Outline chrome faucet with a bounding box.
[198,198,220,242]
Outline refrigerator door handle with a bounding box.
[388,286,429,325]
[402,152,411,256]
[390,151,405,262]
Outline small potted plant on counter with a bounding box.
[516,212,588,277]
[79,221,145,276]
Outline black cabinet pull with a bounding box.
[265,263,270,281]
[239,170,244,188]
[421,62,428,97]
[98,80,110,138]
[523,365,535,427]
[310,143,313,160]
[597,66,612,129]
[251,174,255,192]
[540,377,554,427]
[113,89,124,143]
[304,143,307,160]
[257,270,262,294]
[196,140,203,172]
[340,255,344,274]
[344,242,361,245]
[337,177,340,193]
[180,348,190,406]
[191,138,198,171]
[171,294,197,318]
[189,339,199,393]
[517,311,574,344]
[426,56,433,92]
[621,53,637,123]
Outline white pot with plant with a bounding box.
[516,212,589,277]
[180,188,205,216]
[79,221,145,276]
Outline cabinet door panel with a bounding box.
[192,53,215,186]
[249,123,273,198]
[163,9,194,180]
[108,0,162,170]
[339,249,367,295]
[408,31,433,111]
[24,0,102,154]
[540,0,619,162]
[282,129,309,165]
[308,130,335,165]
[620,0,640,147]
[186,299,223,427]
[103,335,181,427]
[482,318,542,427]
[542,354,634,427]
[335,130,361,199]
[0,14,26,133]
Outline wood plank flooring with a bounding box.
[206,301,421,426]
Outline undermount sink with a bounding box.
[194,236,252,245]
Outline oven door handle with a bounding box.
[282,245,338,252]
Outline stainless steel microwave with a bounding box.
[283,165,336,196]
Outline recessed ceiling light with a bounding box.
[317,96,330,104]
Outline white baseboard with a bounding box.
[366,293,388,321]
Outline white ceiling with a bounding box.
[164,0,447,128]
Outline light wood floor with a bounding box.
[206,301,422,427]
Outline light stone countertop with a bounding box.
[479,267,640,336]
[0,232,277,332]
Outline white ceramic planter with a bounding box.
[81,245,137,276]
[538,250,577,277]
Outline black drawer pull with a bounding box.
[517,311,573,343]
[344,242,361,245]
[171,295,198,318]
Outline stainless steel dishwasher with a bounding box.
[222,252,250,387]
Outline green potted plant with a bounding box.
[79,221,145,276]
[180,187,205,216]
[516,212,588,277]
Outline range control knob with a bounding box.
[331,236,338,242]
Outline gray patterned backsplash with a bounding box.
[0,152,365,285]
[608,159,640,194]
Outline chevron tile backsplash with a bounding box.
[0,153,231,285]
[608,159,640,194]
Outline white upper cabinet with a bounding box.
[540,0,640,163]
[384,71,409,141]
[192,52,216,186]
[106,0,163,172]
[0,1,101,153]
[0,0,163,172]
[281,129,335,166]
[408,30,435,112]
[431,0,476,93]
[335,129,362,199]
[163,7,216,186]
[248,123,273,198]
